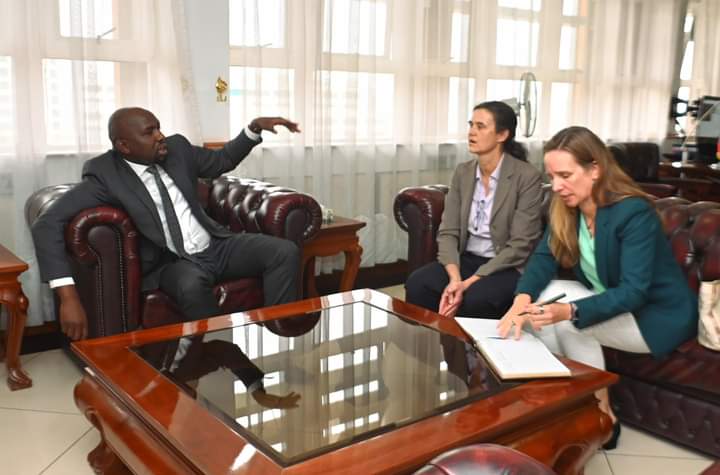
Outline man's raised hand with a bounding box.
[249,117,301,134]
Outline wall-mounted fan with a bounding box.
[501,72,538,138]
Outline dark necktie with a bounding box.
[147,165,187,257]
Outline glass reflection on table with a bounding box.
[132,298,516,466]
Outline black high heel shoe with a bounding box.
[602,422,621,450]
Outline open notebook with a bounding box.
[455,318,571,379]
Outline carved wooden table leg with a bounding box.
[339,243,363,291]
[0,244,31,390]
[1,282,32,390]
[300,217,366,297]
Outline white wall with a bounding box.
[183,0,230,142]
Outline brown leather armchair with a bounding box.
[25,176,322,338]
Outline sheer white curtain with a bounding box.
[693,0,720,96]
[227,0,473,273]
[0,0,199,326]
[225,0,687,275]
[579,0,686,141]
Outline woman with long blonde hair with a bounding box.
[498,126,698,450]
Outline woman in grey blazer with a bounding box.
[405,101,544,318]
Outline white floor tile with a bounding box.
[584,451,613,475]
[607,454,715,475]
[0,348,83,414]
[0,407,90,475]
[378,284,405,300]
[41,428,100,475]
[611,424,714,460]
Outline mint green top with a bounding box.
[579,214,606,293]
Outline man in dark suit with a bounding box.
[32,107,301,340]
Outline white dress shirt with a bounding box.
[49,127,261,289]
[465,157,503,258]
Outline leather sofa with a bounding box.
[394,185,720,457]
[25,176,322,339]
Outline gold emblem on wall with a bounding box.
[215,76,228,102]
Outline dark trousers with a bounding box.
[405,253,520,318]
[158,233,299,321]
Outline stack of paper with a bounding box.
[455,318,571,379]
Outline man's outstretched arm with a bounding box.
[192,117,301,179]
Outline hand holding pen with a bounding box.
[497,293,566,340]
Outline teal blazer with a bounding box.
[516,197,698,358]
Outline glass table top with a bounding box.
[132,299,517,466]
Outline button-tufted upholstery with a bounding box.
[394,186,720,457]
[25,176,322,338]
[604,198,720,458]
[413,443,556,475]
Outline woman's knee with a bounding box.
[405,263,438,294]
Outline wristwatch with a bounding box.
[248,121,262,134]
[569,302,579,325]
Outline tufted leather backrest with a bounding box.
[393,185,449,275]
[654,199,720,292]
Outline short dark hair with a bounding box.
[473,101,527,161]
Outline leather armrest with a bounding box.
[64,206,142,335]
[253,191,322,243]
[393,185,449,275]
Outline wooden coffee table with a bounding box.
[72,290,616,474]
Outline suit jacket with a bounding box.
[32,131,259,290]
[436,155,543,277]
[516,197,698,358]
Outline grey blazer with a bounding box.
[436,154,543,277]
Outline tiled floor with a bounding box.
[1,284,715,474]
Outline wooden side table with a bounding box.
[300,216,366,297]
[0,244,31,390]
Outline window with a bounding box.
[498,0,541,11]
[42,59,117,150]
[228,0,591,144]
[58,0,115,39]
[448,77,476,134]
[323,0,388,56]
[558,25,577,70]
[495,18,540,67]
[229,67,295,144]
[450,11,470,63]
[228,0,285,48]
[0,57,13,155]
[319,71,394,143]
[549,82,573,134]
[562,0,579,16]
[673,10,696,135]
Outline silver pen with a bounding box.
[517,293,567,316]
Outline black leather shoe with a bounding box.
[602,422,621,450]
